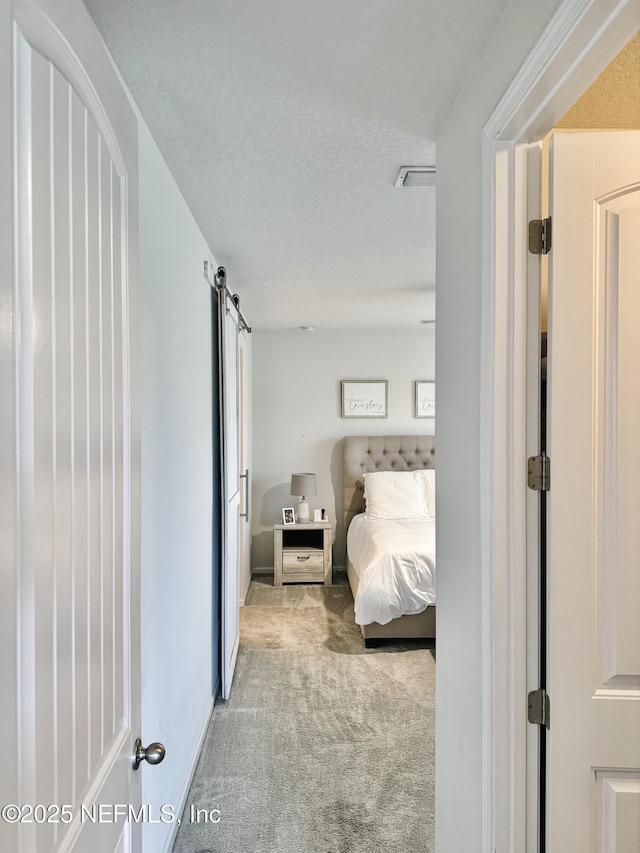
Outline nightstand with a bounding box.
[273,521,332,586]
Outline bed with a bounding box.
[344,435,436,645]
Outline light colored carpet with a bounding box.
[171,575,435,853]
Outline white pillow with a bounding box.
[363,470,429,519]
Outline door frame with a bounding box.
[1,0,17,846]
[483,0,640,849]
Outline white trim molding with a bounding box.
[485,0,640,143]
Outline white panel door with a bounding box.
[221,296,240,699]
[546,131,640,852]
[9,1,141,851]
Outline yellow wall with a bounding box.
[556,30,640,128]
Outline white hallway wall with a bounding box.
[251,327,435,570]
[138,118,217,852]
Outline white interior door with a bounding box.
[9,1,142,850]
[546,130,640,851]
[220,293,240,699]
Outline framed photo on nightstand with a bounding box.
[282,507,295,525]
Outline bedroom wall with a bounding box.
[138,118,218,853]
[434,0,564,850]
[250,327,435,570]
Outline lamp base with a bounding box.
[297,498,310,523]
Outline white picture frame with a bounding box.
[282,507,296,525]
[415,381,435,418]
[341,380,388,418]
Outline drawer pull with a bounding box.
[297,555,310,561]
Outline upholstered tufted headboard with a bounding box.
[343,435,435,531]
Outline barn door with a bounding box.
[239,327,253,605]
[217,273,241,699]
[545,130,640,851]
[9,1,143,850]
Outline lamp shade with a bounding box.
[290,473,317,497]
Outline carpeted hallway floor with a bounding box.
[171,575,435,853]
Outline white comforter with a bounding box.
[347,513,436,626]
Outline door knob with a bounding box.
[132,738,166,771]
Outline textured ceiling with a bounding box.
[85,0,508,329]
[557,30,640,129]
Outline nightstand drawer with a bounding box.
[282,551,324,573]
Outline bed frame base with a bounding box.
[347,559,436,641]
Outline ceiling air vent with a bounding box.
[395,166,436,188]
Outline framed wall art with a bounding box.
[415,381,435,418]
[341,380,388,418]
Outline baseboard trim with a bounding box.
[160,696,215,853]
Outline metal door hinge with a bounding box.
[528,454,550,491]
[528,688,550,729]
[529,217,552,255]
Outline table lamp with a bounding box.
[290,473,316,524]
